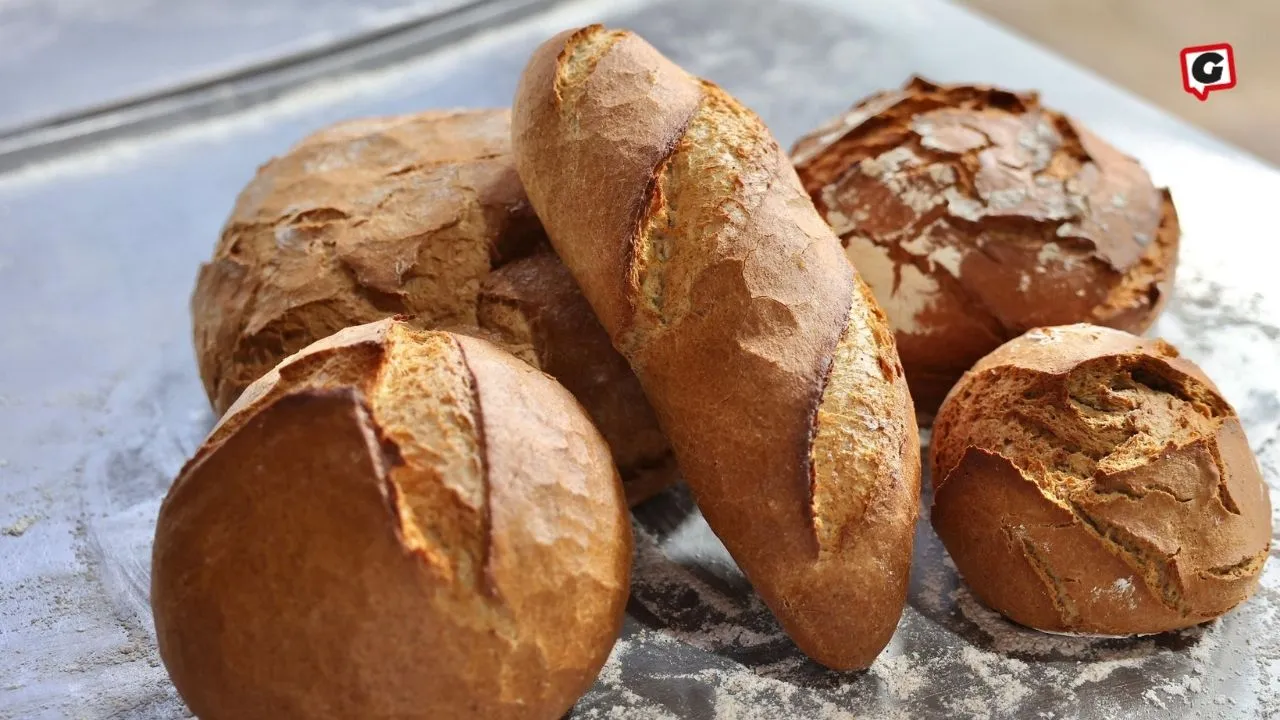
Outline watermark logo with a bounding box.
[1181,43,1236,101]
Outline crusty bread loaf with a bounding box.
[512,25,921,669]
[192,109,545,413]
[791,78,1180,419]
[478,252,677,505]
[153,319,631,720]
[931,323,1271,635]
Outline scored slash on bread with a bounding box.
[153,319,631,720]
[513,25,922,670]
[930,324,1271,636]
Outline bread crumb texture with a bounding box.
[930,324,1271,635]
[192,109,545,413]
[792,78,1180,415]
[153,319,630,720]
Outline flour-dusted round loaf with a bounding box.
[478,252,678,504]
[153,319,631,720]
[192,109,546,413]
[792,78,1180,418]
[931,324,1270,635]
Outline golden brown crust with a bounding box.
[153,319,630,719]
[930,323,1271,635]
[792,78,1180,418]
[513,25,921,669]
[478,252,678,505]
[192,109,546,413]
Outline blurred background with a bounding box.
[962,0,1280,166]
[0,0,1276,166]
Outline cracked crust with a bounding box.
[930,324,1271,635]
[791,78,1180,419]
[192,109,547,414]
[153,318,630,719]
[513,25,920,669]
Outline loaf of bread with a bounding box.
[791,78,1180,419]
[192,109,675,504]
[153,319,631,720]
[512,25,921,669]
[192,109,545,413]
[931,324,1271,635]
[478,252,677,504]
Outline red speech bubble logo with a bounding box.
[1181,43,1236,101]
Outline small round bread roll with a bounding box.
[792,78,1180,418]
[931,324,1271,635]
[478,252,677,504]
[193,109,545,413]
[153,319,631,720]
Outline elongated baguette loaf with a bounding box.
[512,25,921,669]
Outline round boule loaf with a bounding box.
[930,323,1271,635]
[792,78,1180,418]
[153,319,631,720]
[477,252,677,505]
[192,109,546,414]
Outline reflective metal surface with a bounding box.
[0,0,472,133]
[0,0,1276,717]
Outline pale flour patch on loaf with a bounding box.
[928,245,964,278]
[1092,577,1138,610]
[859,146,919,181]
[845,236,938,335]
[943,187,985,223]
[1036,241,1080,271]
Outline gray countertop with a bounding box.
[1,0,1277,717]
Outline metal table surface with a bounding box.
[0,0,480,135]
[1,0,1278,717]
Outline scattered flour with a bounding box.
[1070,656,1150,688]
[960,645,1032,714]
[2,514,39,537]
[1143,688,1168,710]
[872,653,928,701]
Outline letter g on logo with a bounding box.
[1191,52,1225,84]
[1181,43,1236,101]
